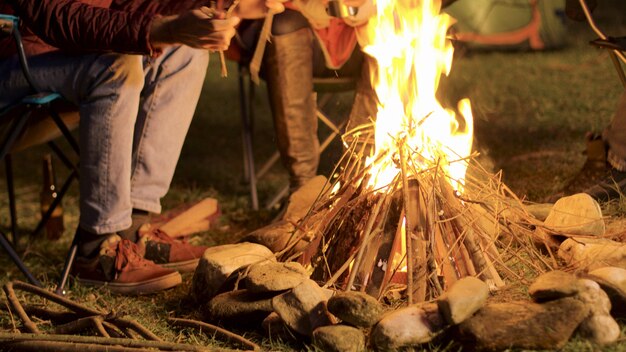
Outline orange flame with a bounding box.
[362,0,473,192]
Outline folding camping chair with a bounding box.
[578,0,626,88]
[0,14,80,294]
[238,63,356,210]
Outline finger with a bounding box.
[266,1,285,13]
[211,17,241,31]
[199,6,216,18]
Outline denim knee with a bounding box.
[105,54,144,94]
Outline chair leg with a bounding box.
[238,64,259,210]
[5,155,18,245]
[55,233,78,295]
[0,230,42,287]
[48,108,80,155]
[48,141,79,176]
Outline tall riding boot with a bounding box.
[264,28,319,191]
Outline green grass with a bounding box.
[3,2,626,350]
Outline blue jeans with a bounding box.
[0,46,209,234]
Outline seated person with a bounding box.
[237,0,373,191]
[0,0,278,294]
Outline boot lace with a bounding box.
[115,239,150,272]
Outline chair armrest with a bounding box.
[0,14,17,37]
[0,14,41,93]
[590,37,626,52]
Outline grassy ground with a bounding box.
[2,1,626,350]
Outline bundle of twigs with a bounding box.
[288,123,556,303]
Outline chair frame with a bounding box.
[578,0,626,88]
[237,62,355,210]
[0,14,80,293]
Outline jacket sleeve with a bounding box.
[7,0,156,55]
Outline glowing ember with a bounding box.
[362,0,473,192]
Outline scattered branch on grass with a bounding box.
[168,317,261,352]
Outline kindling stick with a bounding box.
[249,9,277,84]
[207,0,240,77]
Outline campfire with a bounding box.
[288,0,550,303]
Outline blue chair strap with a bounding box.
[22,93,63,105]
[0,14,18,34]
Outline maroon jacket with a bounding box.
[0,0,209,59]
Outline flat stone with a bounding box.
[272,279,335,336]
[575,279,620,345]
[312,325,366,352]
[528,270,582,302]
[283,175,329,223]
[192,243,275,301]
[437,277,489,324]
[524,203,553,221]
[587,266,626,316]
[244,261,309,293]
[558,237,626,271]
[457,298,589,351]
[327,291,384,328]
[239,220,308,254]
[371,303,445,351]
[203,289,275,328]
[544,193,604,236]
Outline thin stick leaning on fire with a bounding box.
[249,7,278,84]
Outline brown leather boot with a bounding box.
[265,28,319,191]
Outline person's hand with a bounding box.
[232,0,287,19]
[150,7,240,51]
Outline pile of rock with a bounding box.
[188,189,626,351]
[191,239,626,351]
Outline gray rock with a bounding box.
[577,315,620,345]
[371,303,445,351]
[528,270,582,301]
[457,298,589,351]
[558,237,626,271]
[544,193,604,236]
[203,289,275,327]
[327,291,384,328]
[272,279,335,336]
[244,261,309,293]
[283,175,328,223]
[576,279,620,345]
[239,220,308,254]
[524,203,553,221]
[261,312,294,341]
[191,243,275,301]
[587,266,626,316]
[312,325,366,352]
[576,279,611,315]
[437,277,489,324]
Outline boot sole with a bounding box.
[77,272,182,295]
[159,258,199,273]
